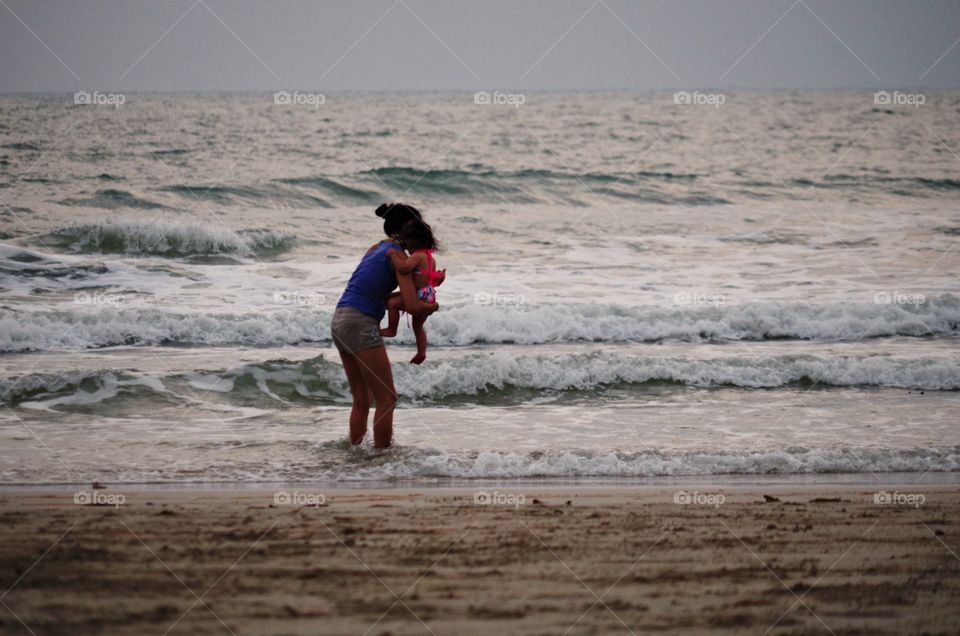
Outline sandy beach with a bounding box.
[0,484,957,635]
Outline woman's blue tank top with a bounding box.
[336,240,402,321]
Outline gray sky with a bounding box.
[1,0,958,92]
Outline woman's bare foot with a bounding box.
[380,327,397,337]
[409,351,426,365]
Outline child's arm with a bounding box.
[386,249,426,275]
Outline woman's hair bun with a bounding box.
[377,202,425,236]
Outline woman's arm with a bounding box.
[394,266,438,316]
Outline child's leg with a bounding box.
[380,292,403,337]
[409,315,428,365]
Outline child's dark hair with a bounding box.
[398,218,439,252]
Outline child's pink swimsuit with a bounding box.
[412,249,441,304]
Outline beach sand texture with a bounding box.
[1,486,957,635]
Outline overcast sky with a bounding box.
[1,0,958,92]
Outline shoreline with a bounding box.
[2,484,957,634]
[3,470,958,491]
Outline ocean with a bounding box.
[1,90,958,484]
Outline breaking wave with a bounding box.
[32,218,296,258]
[4,351,956,407]
[4,296,957,352]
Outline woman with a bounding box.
[330,203,439,448]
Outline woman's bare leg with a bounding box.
[410,315,427,365]
[338,350,370,444]
[353,345,397,448]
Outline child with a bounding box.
[379,218,445,364]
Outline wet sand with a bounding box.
[0,485,957,635]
